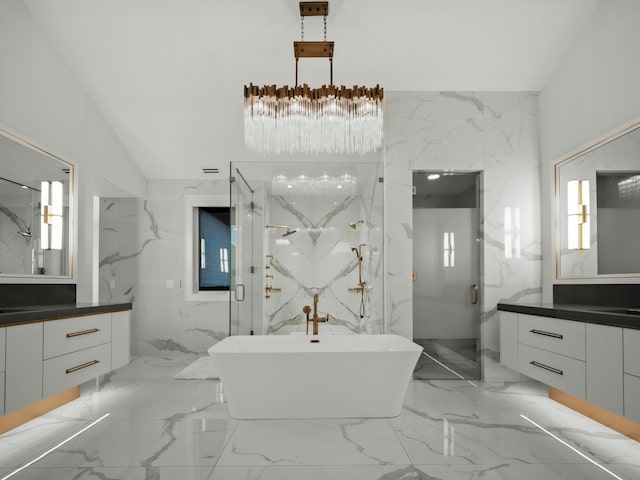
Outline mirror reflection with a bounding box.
[555,121,640,278]
[0,129,73,277]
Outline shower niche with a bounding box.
[230,161,384,336]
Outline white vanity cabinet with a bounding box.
[500,309,639,423]
[1,308,131,418]
[0,327,5,414]
[516,314,586,398]
[5,322,44,414]
[585,323,623,416]
[499,311,518,371]
[111,310,131,370]
[623,329,640,422]
[42,313,113,397]
[44,313,111,360]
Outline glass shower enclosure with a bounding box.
[229,161,384,336]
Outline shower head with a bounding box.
[348,220,364,230]
[266,224,298,237]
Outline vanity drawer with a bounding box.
[44,313,111,360]
[519,343,586,398]
[623,329,640,377]
[518,314,585,360]
[43,342,111,397]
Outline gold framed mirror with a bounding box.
[0,128,74,278]
[555,120,640,279]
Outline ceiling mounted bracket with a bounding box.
[299,2,328,17]
[294,2,333,85]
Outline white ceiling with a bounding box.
[22,0,601,180]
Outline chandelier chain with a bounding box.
[323,14,327,41]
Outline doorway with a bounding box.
[412,171,481,380]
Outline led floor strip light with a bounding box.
[421,351,478,387]
[1,413,110,480]
[520,414,624,480]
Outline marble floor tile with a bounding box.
[1,355,639,480]
[413,339,479,381]
[208,465,425,480]
[216,418,410,466]
[414,463,639,479]
[0,466,214,480]
[31,417,234,468]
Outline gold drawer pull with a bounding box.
[66,359,100,374]
[66,328,100,338]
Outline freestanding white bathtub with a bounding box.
[207,334,423,419]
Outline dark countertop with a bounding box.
[497,302,640,330]
[0,302,132,327]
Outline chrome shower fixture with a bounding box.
[348,220,364,229]
[266,224,298,237]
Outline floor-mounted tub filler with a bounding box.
[207,334,423,419]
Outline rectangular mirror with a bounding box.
[555,120,640,279]
[0,128,74,278]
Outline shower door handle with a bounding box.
[471,284,479,304]
[234,284,245,302]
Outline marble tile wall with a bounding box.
[385,92,542,381]
[263,167,384,334]
[100,93,541,376]
[99,180,230,356]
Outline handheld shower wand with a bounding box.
[349,244,367,318]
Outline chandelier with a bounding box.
[244,1,384,156]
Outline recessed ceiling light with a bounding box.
[427,174,440,180]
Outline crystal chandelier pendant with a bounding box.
[243,1,384,156]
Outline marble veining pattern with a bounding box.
[1,355,639,479]
[99,181,232,357]
[385,92,542,381]
[262,162,384,336]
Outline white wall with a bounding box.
[540,0,640,299]
[0,0,145,298]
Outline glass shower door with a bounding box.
[412,171,481,380]
[229,165,259,335]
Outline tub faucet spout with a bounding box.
[306,293,327,335]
